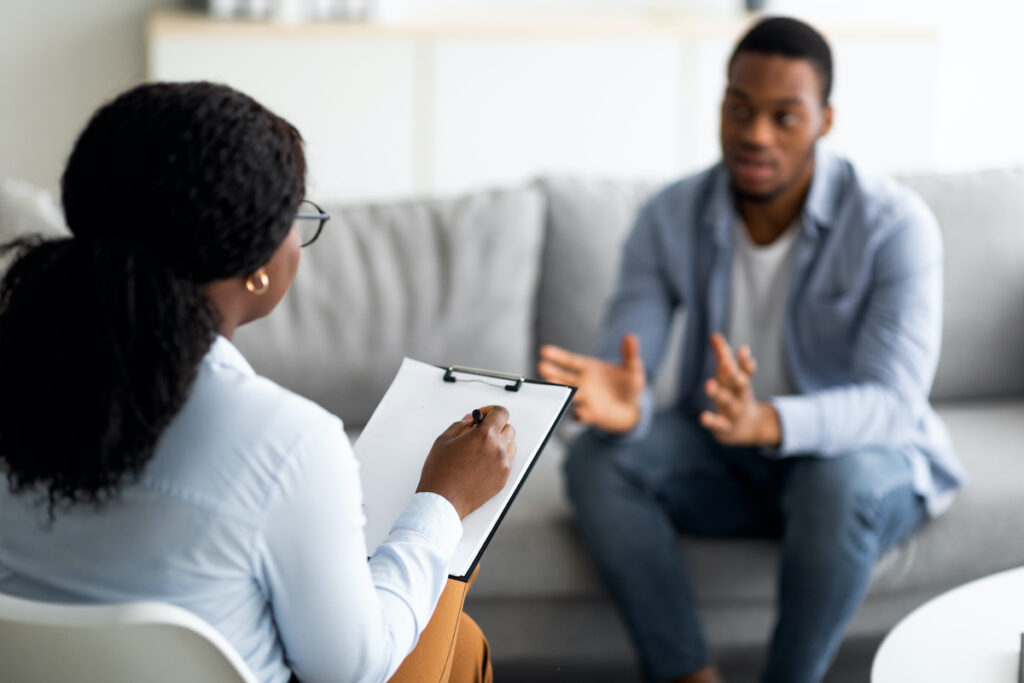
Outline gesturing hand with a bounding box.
[537,334,646,434]
[699,333,781,447]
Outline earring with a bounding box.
[244,269,270,295]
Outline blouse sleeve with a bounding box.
[253,415,462,683]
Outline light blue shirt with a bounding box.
[0,336,463,683]
[598,148,965,516]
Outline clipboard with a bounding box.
[353,358,576,581]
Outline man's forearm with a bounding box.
[771,383,920,456]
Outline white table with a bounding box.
[872,566,1024,682]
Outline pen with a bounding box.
[472,408,484,425]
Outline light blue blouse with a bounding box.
[0,336,463,683]
[598,147,966,516]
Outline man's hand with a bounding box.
[699,333,781,447]
[537,334,646,434]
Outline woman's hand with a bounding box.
[537,334,646,434]
[416,406,517,519]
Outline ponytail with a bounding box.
[0,81,305,517]
[0,236,218,515]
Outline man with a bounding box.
[537,16,965,683]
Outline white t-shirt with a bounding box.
[726,216,800,400]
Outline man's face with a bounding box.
[720,52,833,203]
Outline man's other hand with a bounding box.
[700,332,781,447]
[537,334,646,434]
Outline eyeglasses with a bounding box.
[295,199,330,247]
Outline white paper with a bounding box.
[353,358,573,578]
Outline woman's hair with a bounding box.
[0,82,306,515]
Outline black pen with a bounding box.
[472,408,484,425]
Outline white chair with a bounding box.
[0,591,260,682]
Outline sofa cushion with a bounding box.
[870,399,1024,592]
[536,177,689,406]
[472,399,1024,602]
[537,175,651,431]
[0,179,547,432]
[234,185,547,429]
[0,179,68,243]
[897,169,1024,400]
[534,177,655,358]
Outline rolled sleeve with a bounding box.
[771,393,824,455]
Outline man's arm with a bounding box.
[596,201,679,373]
[773,198,943,456]
[595,202,682,439]
[538,200,681,439]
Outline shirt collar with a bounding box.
[707,145,841,245]
[206,335,256,376]
[803,145,841,232]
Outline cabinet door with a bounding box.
[149,35,419,202]
[430,37,687,194]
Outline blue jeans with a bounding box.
[564,411,928,683]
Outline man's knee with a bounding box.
[782,451,920,551]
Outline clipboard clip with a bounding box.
[443,365,524,392]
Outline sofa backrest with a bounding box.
[3,166,1023,426]
[233,186,546,429]
[0,179,69,245]
[896,169,1024,400]
[537,169,1024,403]
[532,176,685,407]
[533,177,654,359]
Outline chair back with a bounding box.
[0,592,259,683]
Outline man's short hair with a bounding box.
[728,16,833,105]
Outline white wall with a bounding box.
[0,0,182,191]
[2,0,1023,195]
[775,0,1024,173]
[147,14,947,201]
[322,0,1024,176]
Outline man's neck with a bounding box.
[736,161,815,246]
[738,197,804,245]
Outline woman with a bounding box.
[0,82,515,683]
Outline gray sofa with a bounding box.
[3,166,1023,680]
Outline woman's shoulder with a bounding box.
[143,338,349,518]
[202,338,339,430]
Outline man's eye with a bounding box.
[777,112,799,127]
[728,105,752,120]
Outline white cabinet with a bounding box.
[428,38,686,195]
[148,12,937,202]
[149,28,420,201]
